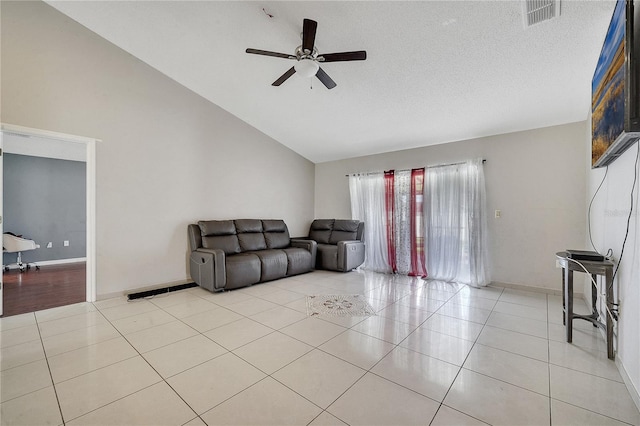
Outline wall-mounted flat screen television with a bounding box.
[592,0,640,168]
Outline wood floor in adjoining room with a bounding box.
[2,262,86,317]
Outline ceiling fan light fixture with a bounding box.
[294,59,319,78]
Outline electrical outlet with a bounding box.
[494,209,501,218]
[64,240,69,247]
[46,242,52,248]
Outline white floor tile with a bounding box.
[498,288,548,308]
[3,270,640,426]
[249,306,307,329]
[280,317,346,346]
[147,290,203,309]
[0,386,62,426]
[455,285,503,301]
[319,329,395,369]
[257,288,306,305]
[492,300,548,322]
[167,352,265,414]
[234,331,313,374]
[436,302,492,324]
[125,320,198,353]
[548,339,622,382]
[420,313,484,341]
[548,322,608,353]
[48,336,138,383]
[351,316,415,344]
[486,311,548,338]
[201,290,256,306]
[0,325,40,348]
[476,325,549,362]
[41,322,120,357]
[273,349,366,409]
[1,359,52,403]
[35,302,97,323]
[308,411,348,426]
[161,298,218,319]
[110,309,175,335]
[431,405,489,425]
[55,356,162,421]
[444,369,550,425]
[371,346,459,401]
[143,334,227,378]
[0,312,37,332]
[227,298,278,317]
[66,382,195,426]
[327,373,440,425]
[203,318,273,350]
[377,302,433,326]
[550,364,640,424]
[401,327,474,366]
[1,339,45,371]
[463,344,550,395]
[180,307,243,333]
[551,399,631,426]
[447,293,498,311]
[97,300,158,321]
[37,311,109,339]
[201,377,322,425]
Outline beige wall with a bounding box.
[315,122,587,290]
[1,1,315,297]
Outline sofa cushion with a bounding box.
[199,220,236,236]
[329,220,360,244]
[316,244,338,270]
[225,253,261,289]
[251,249,288,282]
[309,219,334,244]
[235,219,263,233]
[199,220,241,254]
[263,220,290,249]
[234,219,267,252]
[283,247,313,276]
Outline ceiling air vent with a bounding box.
[523,0,560,28]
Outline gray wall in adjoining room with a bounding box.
[3,153,86,264]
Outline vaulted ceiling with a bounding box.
[46,1,615,163]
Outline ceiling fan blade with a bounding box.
[302,19,318,53]
[316,67,337,89]
[246,48,295,59]
[272,67,296,86]
[319,51,367,62]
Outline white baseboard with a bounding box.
[616,355,640,412]
[3,257,86,270]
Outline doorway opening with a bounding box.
[1,124,97,317]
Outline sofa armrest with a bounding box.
[291,238,317,269]
[190,248,226,291]
[337,240,365,272]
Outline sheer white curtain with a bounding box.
[349,174,391,273]
[424,159,490,287]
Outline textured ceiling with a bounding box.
[46,1,615,163]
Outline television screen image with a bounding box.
[592,0,626,166]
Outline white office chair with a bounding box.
[3,233,40,272]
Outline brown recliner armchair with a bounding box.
[305,219,365,272]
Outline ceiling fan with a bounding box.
[246,18,367,89]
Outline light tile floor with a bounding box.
[1,270,639,425]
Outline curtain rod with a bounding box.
[345,159,486,177]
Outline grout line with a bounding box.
[33,311,67,425]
